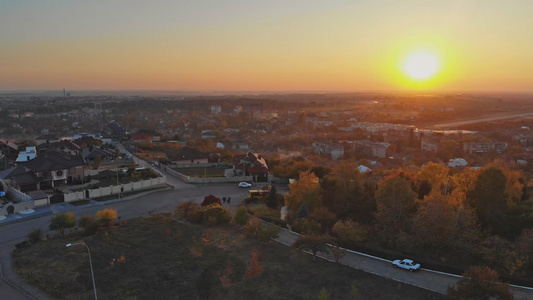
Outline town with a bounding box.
[1,92,533,299]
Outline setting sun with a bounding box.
[403,52,440,80]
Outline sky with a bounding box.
[1,0,533,92]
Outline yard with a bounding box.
[13,215,443,300]
[173,166,227,178]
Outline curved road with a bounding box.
[1,172,532,299]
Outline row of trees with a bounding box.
[282,161,533,278]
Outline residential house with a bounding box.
[232,142,251,151]
[38,140,81,156]
[35,134,59,146]
[233,152,269,182]
[101,121,126,140]
[16,147,37,162]
[463,141,508,154]
[353,140,390,158]
[82,148,117,165]
[421,137,439,152]
[1,150,84,192]
[312,142,344,160]
[167,146,208,165]
[0,139,18,160]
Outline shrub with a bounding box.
[202,204,232,226]
[78,215,99,235]
[27,228,43,244]
[78,215,95,229]
[234,206,251,226]
[96,209,118,227]
[187,203,232,226]
[293,218,322,234]
[201,195,222,206]
[49,212,76,235]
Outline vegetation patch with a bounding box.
[13,215,444,300]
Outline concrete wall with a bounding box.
[166,167,252,183]
[63,176,166,202]
[0,200,35,216]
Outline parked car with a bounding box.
[392,259,420,272]
[238,182,252,188]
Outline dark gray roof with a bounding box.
[20,150,84,172]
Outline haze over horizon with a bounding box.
[2,0,533,92]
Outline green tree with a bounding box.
[234,206,251,227]
[447,266,512,300]
[49,212,76,235]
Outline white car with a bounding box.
[392,259,420,272]
[238,182,252,188]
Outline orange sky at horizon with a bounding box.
[2,1,533,92]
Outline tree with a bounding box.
[447,266,513,300]
[375,175,416,231]
[96,209,118,228]
[245,251,264,278]
[291,234,331,260]
[332,219,368,244]
[284,171,322,218]
[258,223,280,243]
[176,201,199,219]
[417,162,450,195]
[468,166,508,234]
[234,206,251,227]
[49,212,76,235]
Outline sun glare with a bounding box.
[403,52,439,80]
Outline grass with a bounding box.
[13,215,444,300]
[173,167,226,177]
[246,203,280,219]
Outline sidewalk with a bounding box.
[272,227,533,299]
[0,252,53,300]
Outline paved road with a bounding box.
[430,112,533,129]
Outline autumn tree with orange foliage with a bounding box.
[284,171,322,218]
[96,209,118,228]
[245,251,264,278]
[447,266,512,300]
[375,175,416,232]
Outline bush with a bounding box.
[96,209,118,227]
[332,219,368,243]
[292,218,322,234]
[187,203,232,226]
[49,212,76,235]
[78,215,95,229]
[27,228,43,244]
[234,206,251,226]
[78,215,99,235]
[202,204,232,226]
[201,195,222,206]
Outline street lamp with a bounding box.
[66,243,98,300]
